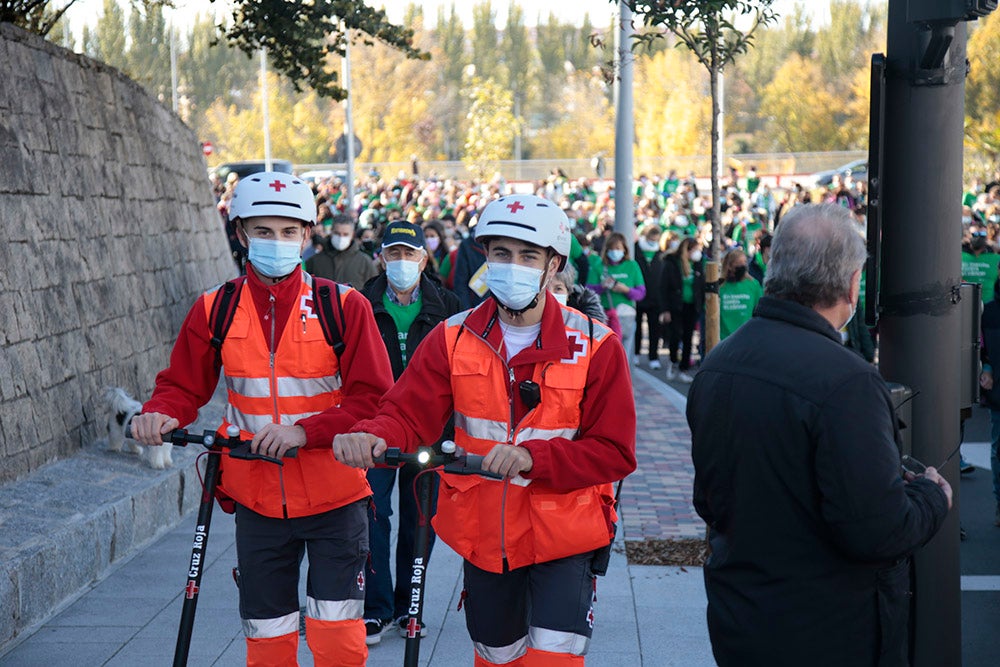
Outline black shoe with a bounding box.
[365,618,393,646]
[960,460,975,474]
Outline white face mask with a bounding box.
[485,263,545,311]
[607,249,625,263]
[639,238,660,252]
[667,240,680,252]
[331,235,352,251]
[689,250,703,263]
[554,292,569,306]
[385,259,422,291]
[248,238,302,278]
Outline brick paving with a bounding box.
[621,368,706,541]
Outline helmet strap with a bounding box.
[493,293,540,318]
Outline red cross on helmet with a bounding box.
[228,171,317,225]
[475,194,572,269]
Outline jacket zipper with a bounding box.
[268,292,288,519]
[470,327,541,571]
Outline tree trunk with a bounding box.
[705,35,721,356]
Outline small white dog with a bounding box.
[105,387,173,469]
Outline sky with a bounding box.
[63,0,834,32]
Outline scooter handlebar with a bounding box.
[124,423,297,466]
[374,447,502,480]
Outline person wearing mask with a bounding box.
[719,248,763,340]
[422,219,450,272]
[306,215,380,288]
[635,225,666,369]
[130,172,394,666]
[659,237,705,382]
[688,204,952,666]
[961,228,1000,303]
[550,263,607,324]
[333,194,636,667]
[587,232,646,368]
[358,221,460,644]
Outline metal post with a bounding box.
[717,71,724,182]
[169,24,178,114]
[260,48,272,171]
[878,2,965,664]
[343,28,356,220]
[613,1,635,244]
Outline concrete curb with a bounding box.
[0,399,224,654]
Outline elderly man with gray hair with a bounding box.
[687,203,952,666]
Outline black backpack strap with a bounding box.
[314,280,346,359]
[208,277,245,371]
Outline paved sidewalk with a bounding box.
[0,370,714,666]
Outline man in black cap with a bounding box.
[358,221,460,644]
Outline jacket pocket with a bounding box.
[433,473,481,560]
[528,487,610,563]
[875,558,911,667]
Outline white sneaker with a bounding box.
[649,360,662,370]
[677,371,694,383]
[665,364,678,380]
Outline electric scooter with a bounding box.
[126,424,294,667]
[373,441,500,667]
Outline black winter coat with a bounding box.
[360,272,460,381]
[660,253,705,316]
[687,297,949,667]
[981,298,1000,409]
[634,243,665,312]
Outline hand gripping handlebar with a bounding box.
[125,423,298,466]
[373,440,502,479]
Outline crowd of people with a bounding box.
[184,162,996,665]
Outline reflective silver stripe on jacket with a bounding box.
[242,610,299,638]
[306,596,363,622]
[227,375,341,399]
[561,307,612,342]
[474,636,528,664]
[528,626,590,655]
[455,412,508,443]
[515,426,578,444]
[225,407,322,434]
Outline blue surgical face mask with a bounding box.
[248,238,302,278]
[385,259,422,291]
[485,262,544,311]
[607,249,625,263]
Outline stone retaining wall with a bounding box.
[0,22,236,483]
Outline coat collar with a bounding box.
[754,296,842,344]
[462,293,579,365]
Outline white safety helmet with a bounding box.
[475,195,572,269]
[228,171,317,225]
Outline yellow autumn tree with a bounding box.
[463,76,519,180]
[334,15,443,164]
[966,12,1000,166]
[528,68,614,159]
[202,71,334,164]
[633,47,712,158]
[758,54,842,152]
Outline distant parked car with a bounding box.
[298,169,349,184]
[809,158,867,188]
[212,160,293,182]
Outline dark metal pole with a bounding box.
[403,472,432,667]
[173,452,220,667]
[878,2,965,665]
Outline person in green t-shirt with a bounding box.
[962,231,1000,302]
[587,231,646,368]
[357,221,460,639]
[719,248,763,340]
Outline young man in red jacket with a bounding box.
[131,172,393,666]
[334,194,637,667]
